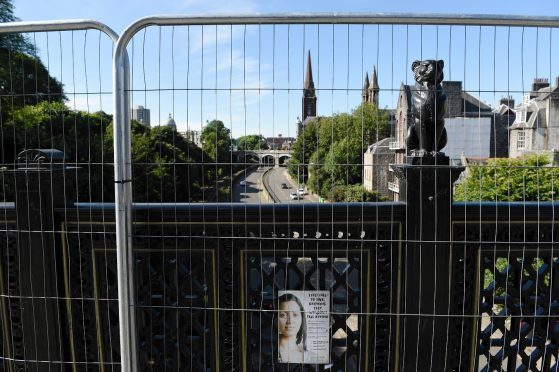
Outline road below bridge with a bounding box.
[233,166,319,203]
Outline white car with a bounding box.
[289,192,301,200]
[239,180,246,186]
[297,188,307,196]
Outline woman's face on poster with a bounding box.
[278,300,303,337]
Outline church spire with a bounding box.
[362,72,370,102]
[368,65,379,106]
[302,50,317,121]
[304,50,315,91]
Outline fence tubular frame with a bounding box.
[1,12,559,371]
[113,13,559,371]
[0,19,128,371]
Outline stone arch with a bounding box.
[278,155,291,166]
[261,154,275,166]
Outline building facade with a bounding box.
[363,137,395,199]
[131,105,151,126]
[181,129,203,148]
[361,66,379,107]
[265,136,296,150]
[509,78,559,158]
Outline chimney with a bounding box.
[556,76,559,87]
[499,96,515,108]
[531,78,549,98]
[442,81,463,117]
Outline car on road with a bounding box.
[289,192,301,200]
[297,188,307,196]
[281,182,288,189]
[239,180,247,186]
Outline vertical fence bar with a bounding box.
[113,34,137,372]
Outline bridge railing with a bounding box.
[1,13,559,372]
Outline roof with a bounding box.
[304,50,314,91]
[365,137,394,154]
[165,114,176,127]
[462,91,492,111]
[493,104,516,116]
[535,85,559,101]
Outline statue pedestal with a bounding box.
[391,154,464,371]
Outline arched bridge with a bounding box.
[233,149,292,167]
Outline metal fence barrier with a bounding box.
[1,13,559,372]
[0,19,121,371]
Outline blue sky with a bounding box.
[11,0,559,137]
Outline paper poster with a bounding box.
[277,290,330,364]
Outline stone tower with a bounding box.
[302,50,317,121]
[362,72,370,103]
[368,65,379,107]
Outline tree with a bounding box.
[288,118,319,185]
[0,0,35,55]
[201,120,232,162]
[126,123,206,202]
[236,134,268,151]
[0,0,65,118]
[454,154,559,202]
[0,48,66,110]
[288,102,390,200]
[201,120,232,179]
[1,101,113,201]
[326,184,386,202]
[1,101,211,203]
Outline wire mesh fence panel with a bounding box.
[1,13,559,372]
[111,15,559,372]
[0,21,119,371]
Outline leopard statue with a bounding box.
[405,59,448,155]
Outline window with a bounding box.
[517,130,526,149]
[516,110,528,123]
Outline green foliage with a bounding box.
[326,184,386,202]
[1,101,113,201]
[201,120,232,162]
[0,0,36,55]
[1,102,210,202]
[288,119,319,184]
[0,0,65,114]
[288,102,390,200]
[201,119,232,179]
[109,121,208,202]
[0,0,66,122]
[0,48,66,118]
[236,134,269,151]
[454,154,559,202]
[138,124,207,202]
[0,0,66,125]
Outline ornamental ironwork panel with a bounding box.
[64,223,119,372]
[455,221,559,372]
[0,230,21,371]
[131,224,218,371]
[240,221,399,372]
